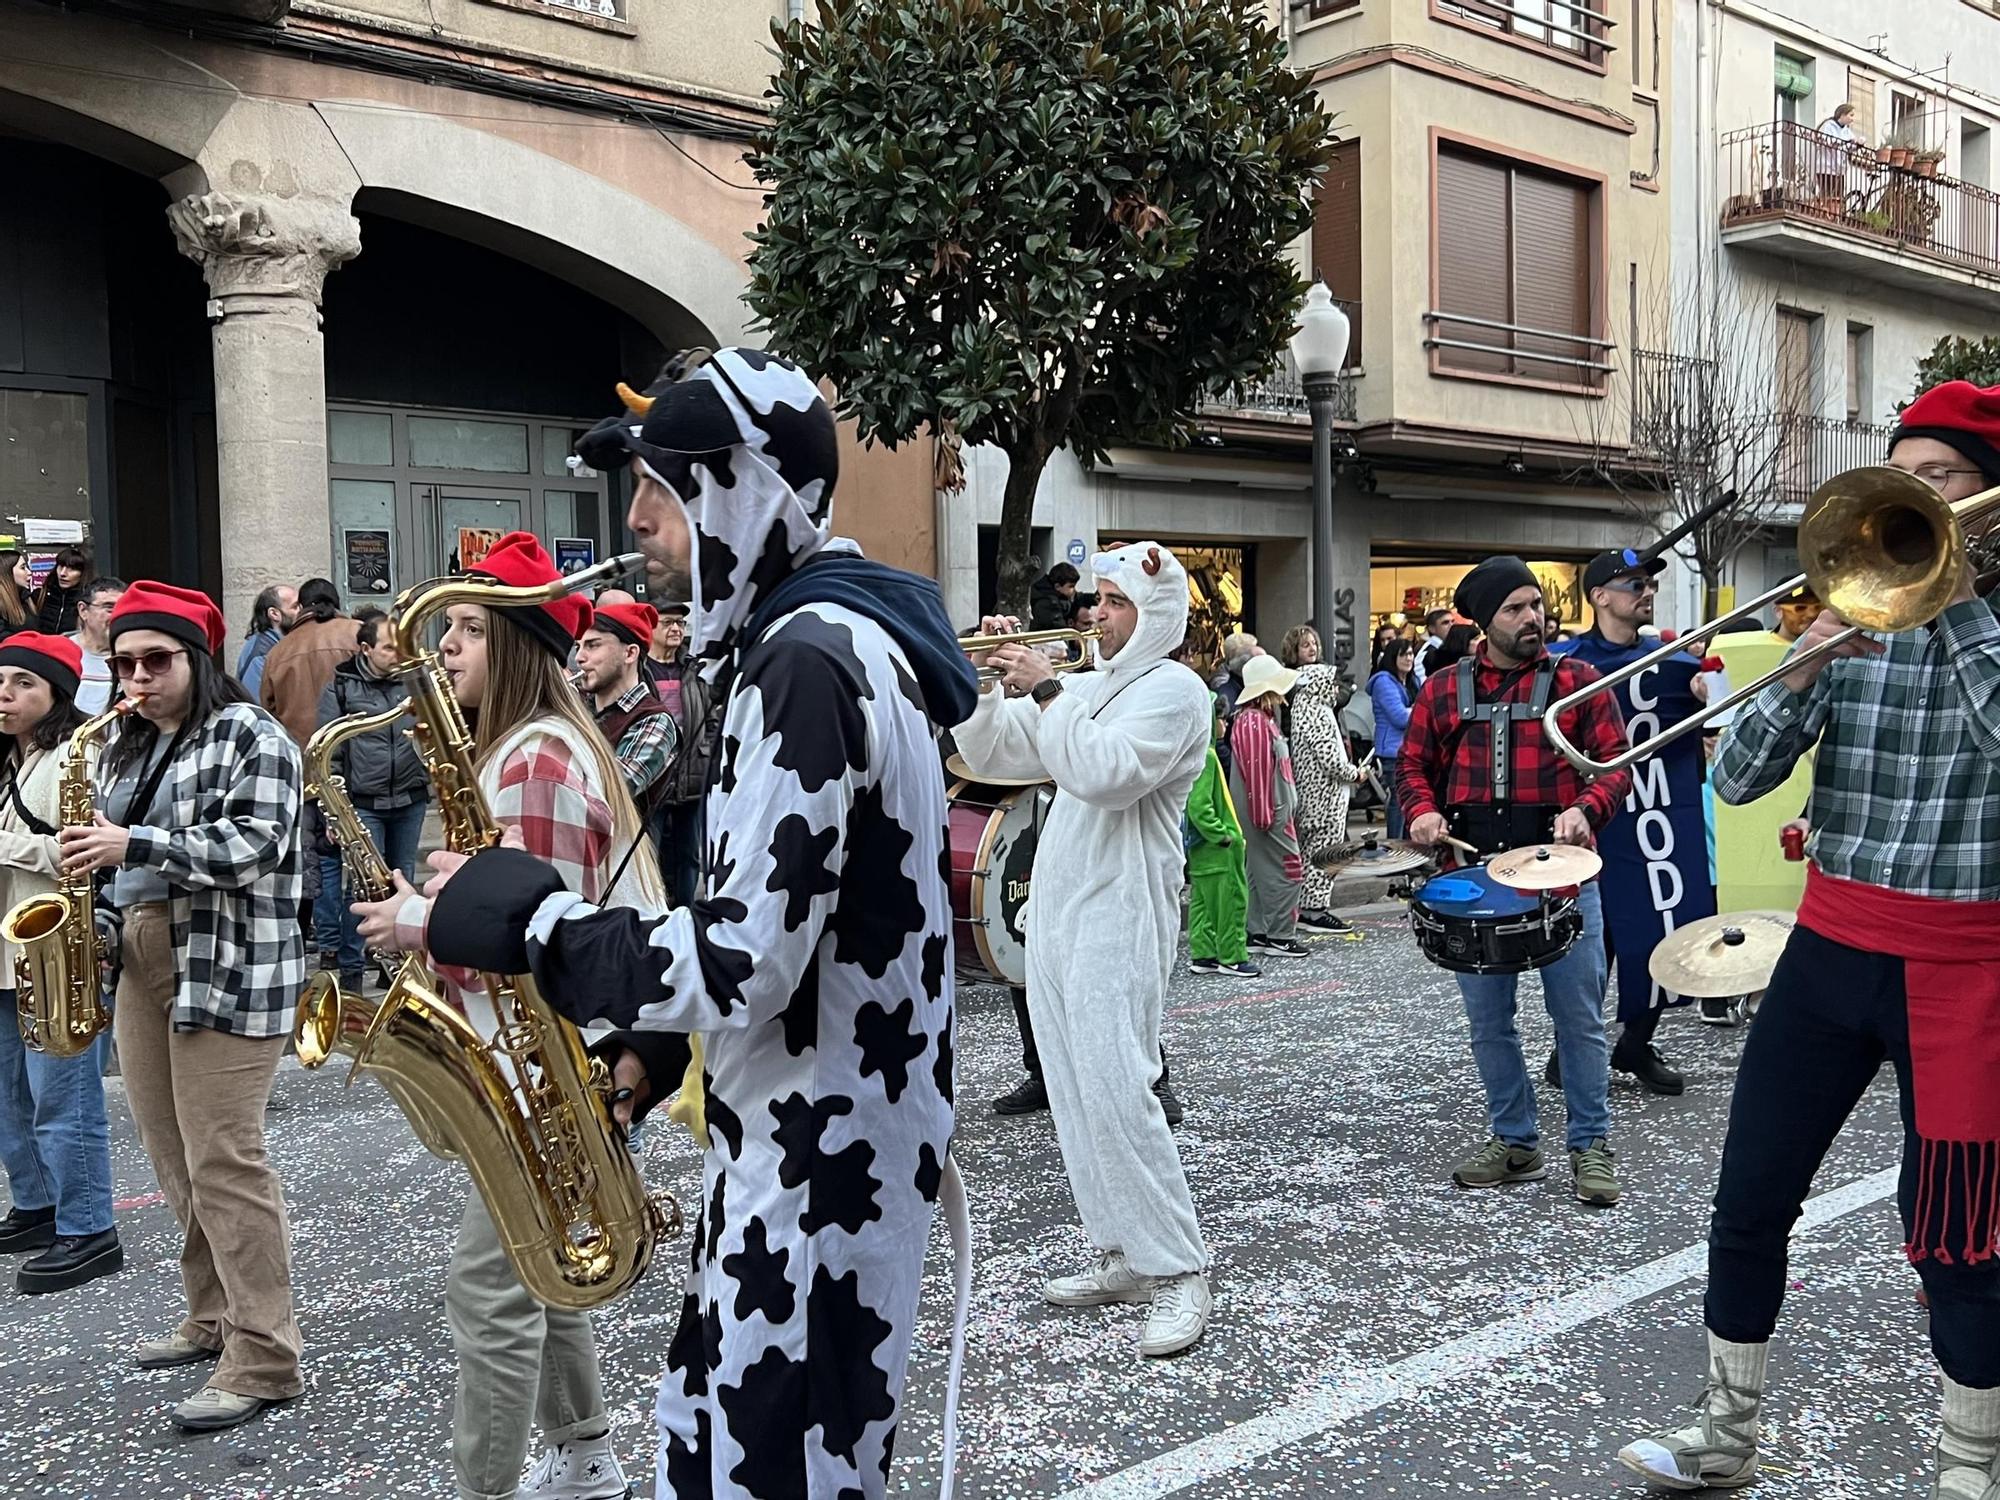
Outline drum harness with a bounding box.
[1438,654,1562,860]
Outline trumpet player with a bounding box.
[352,531,665,1500]
[58,582,306,1433]
[1617,379,2000,1497]
[0,633,121,1295]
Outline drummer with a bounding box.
[1397,555,1635,1206]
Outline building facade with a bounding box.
[1,0,934,632]
[1669,0,2000,605]
[942,0,1678,668]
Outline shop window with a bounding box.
[409,416,530,474]
[331,478,397,613]
[329,410,393,467]
[1101,538,1250,671]
[1430,144,1609,389]
[0,389,92,524]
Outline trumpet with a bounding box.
[1544,464,2000,776]
[961,627,1103,683]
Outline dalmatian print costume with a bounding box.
[1290,664,1361,911]
[431,350,968,1499]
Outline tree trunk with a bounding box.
[1698,557,1724,623]
[995,441,1050,622]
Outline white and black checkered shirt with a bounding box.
[97,702,307,1036]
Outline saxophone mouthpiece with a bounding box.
[559,552,649,596]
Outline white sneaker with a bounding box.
[1043,1250,1152,1308]
[524,1433,631,1499]
[1139,1272,1211,1357]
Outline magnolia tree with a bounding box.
[746,0,1335,615]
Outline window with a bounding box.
[1847,69,1878,144]
[1846,324,1872,423]
[1311,141,1364,369]
[1633,96,1661,184]
[1436,1,1611,67]
[1430,145,1607,387]
[1776,307,1818,415]
[1307,0,1359,15]
[1774,49,1813,127]
[1629,0,1641,82]
[1964,121,1992,188]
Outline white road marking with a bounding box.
[1056,1165,1900,1500]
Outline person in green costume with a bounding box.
[1185,695,1259,978]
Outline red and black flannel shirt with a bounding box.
[1396,644,1633,831]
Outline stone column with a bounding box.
[168,191,360,637]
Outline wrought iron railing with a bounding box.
[1774,412,1895,505]
[1720,121,2000,275]
[1629,348,1713,455]
[1436,0,1613,64]
[1201,337,1359,424]
[1423,310,1615,385]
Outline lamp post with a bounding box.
[1289,281,1352,655]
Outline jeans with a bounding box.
[1455,880,1611,1152]
[314,852,343,957]
[0,996,115,1236]
[335,802,428,976]
[1385,798,1407,840]
[654,801,702,908]
[1704,926,2000,1386]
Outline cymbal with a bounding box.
[1313,836,1431,878]
[1485,843,1603,890]
[943,753,1049,789]
[1648,911,1796,998]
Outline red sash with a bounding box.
[1798,867,2000,1265]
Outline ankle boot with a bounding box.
[1615,1331,1765,1490]
[1935,1373,2000,1500]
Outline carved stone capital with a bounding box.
[167,191,361,306]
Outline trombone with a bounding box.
[1545,464,2000,777]
[961,627,1103,683]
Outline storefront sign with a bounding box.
[455,528,505,572]
[343,528,393,597]
[554,537,596,576]
[1330,587,1358,670]
[21,518,84,545]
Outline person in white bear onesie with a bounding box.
[955,539,1215,1358]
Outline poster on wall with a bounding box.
[453,528,505,573]
[553,537,596,576]
[343,528,393,597]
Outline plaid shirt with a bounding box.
[1397,645,1634,829]
[596,679,679,806]
[1713,590,2000,899]
[98,703,306,1037]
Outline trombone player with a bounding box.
[1617,380,2000,1497]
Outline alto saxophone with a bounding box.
[7,701,130,1056]
[310,552,675,1310]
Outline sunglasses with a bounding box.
[110,647,189,680]
[1605,577,1660,595]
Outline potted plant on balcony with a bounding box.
[1882,118,1922,170]
[1914,147,1946,179]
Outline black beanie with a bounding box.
[1454,556,1541,630]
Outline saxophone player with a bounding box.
[351,532,666,1500]
[57,582,307,1434]
[0,633,121,1295]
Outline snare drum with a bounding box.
[946,778,1049,988]
[1409,865,1582,975]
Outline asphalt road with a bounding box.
[0,900,1933,1500]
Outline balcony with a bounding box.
[1720,122,2000,312]
[1775,413,1895,507]
[1198,334,1360,427]
[1629,348,1713,456]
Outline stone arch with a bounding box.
[314,101,752,351]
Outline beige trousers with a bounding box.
[115,903,303,1400]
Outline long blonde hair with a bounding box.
[472,606,666,910]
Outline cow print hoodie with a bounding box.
[434,348,974,1499]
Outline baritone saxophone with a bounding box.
[320,552,676,1310]
[7,701,130,1056]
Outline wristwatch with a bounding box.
[1031,678,1065,706]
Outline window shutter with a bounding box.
[1512,170,1591,377]
[1847,69,1877,142]
[1436,149,1512,374]
[1312,141,1364,368]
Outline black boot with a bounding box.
[0,1205,55,1254]
[17,1228,123,1294]
[992,1076,1049,1115]
[1544,1049,1561,1089]
[1153,1076,1184,1127]
[1612,1037,1686,1096]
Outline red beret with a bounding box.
[1892,381,2000,483]
[591,601,659,650]
[110,580,227,657]
[469,532,591,658]
[0,632,83,699]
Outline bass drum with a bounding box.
[946,778,1050,989]
[1410,865,1582,976]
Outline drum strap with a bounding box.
[937,1148,972,1500]
[1452,654,1555,803]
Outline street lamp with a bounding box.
[1289,281,1352,649]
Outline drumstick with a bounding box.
[1440,834,1484,860]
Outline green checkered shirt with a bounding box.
[1713,589,2000,899]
